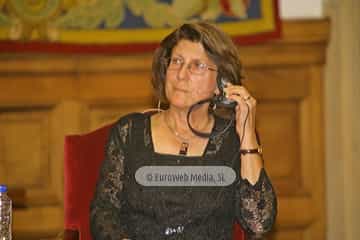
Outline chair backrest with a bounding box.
[64,124,113,240]
[63,123,244,240]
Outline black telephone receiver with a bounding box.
[187,76,237,138]
[213,77,237,108]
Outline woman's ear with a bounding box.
[214,73,220,95]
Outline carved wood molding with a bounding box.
[0,20,330,75]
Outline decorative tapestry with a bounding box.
[0,0,281,53]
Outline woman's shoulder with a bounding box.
[112,111,156,127]
[106,112,149,146]
[111,111,157,139]
[114,112,146,125]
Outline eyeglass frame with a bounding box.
[164,56,218,75]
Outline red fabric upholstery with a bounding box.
[63,123,244,240]
[64,124,113,240]
[233,222,245,240]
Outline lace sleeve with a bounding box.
[235,168,277,238]
[90,122,131,240]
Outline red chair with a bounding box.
[63,123,245,240]
[64,124,113,240]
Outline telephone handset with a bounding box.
[212,77,237,108]
[187,77,237,138]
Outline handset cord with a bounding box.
[187,98,249,149]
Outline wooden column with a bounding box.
[324,0,360,239]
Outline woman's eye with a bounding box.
[171,58,182,65]
[194,61,206,69]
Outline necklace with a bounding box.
[164,113,193,155]
[163,112,211,156]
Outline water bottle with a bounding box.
[0,185,12,240]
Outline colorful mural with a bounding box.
[0,0,280,53]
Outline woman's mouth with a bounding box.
[174,88,188,93]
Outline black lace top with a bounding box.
[90,113,277,240]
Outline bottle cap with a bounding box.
[0,185,8,193]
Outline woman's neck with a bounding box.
[164,105,212,137]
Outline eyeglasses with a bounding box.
[166,57,217,75]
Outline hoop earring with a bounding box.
[141,99,164,114]
[157,100,163,112]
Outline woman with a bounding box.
[90,22,277,240]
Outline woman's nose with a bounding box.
[176,63,190,80]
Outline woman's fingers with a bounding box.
[223,84,257,136]
[224,85,256,108]
[225,85,249,97]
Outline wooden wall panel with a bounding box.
[257,101,302,190]
[0,110,49,188]
[0,20,329,240]
[0,108,62,205]
[88,102,154,131]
